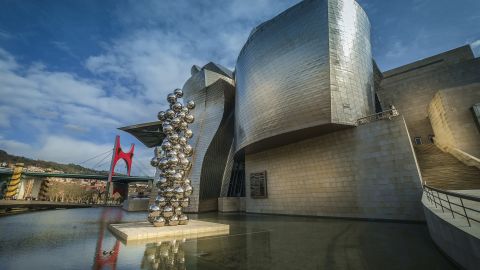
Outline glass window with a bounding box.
[414,137,422,145]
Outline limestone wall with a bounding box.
[244,116,424,221]
[378,46,480,144]
[428,83,480,158]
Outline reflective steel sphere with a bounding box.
[156,181,169,189]
[184,114,194,124]
[179,121,188,131]
[170,199,180,207]
[150,157,159,167]
[184,145,193,156]
[162,125,174,135]
[161,141,173,151]
[149,204,160,212]
[183,184,193,196]
[158,158,168,169]
[166,150,178,158]
[180,158,190,169]
[174,186,184,199]
[165,109,175,119]
[177,111,186,119]
[174,88,183,98]
[167,156,178,166]
[147,215,156,224]
[186,100,195,109]
[178,137,187,146]
[167,215,179,226]
[167,133,179,144]
[177,152,186,159]
[162,205,174,218]
[165,168,176,176]
[178,214,189,225]
[155,195,167,206]
[157,111,166,121]
[183,178,191,185]
[174,206,182,215]
[167,93,177,104]
[153,216,166,227]
[180,198,189,208]
[172,143,182,152]
[181,107,189,114]
[184,129,193,139]
[171,102,182,112]
[163,187,174,198]
[171,117,181,127]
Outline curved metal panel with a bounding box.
[182,65,235,212]
[234,0,373,153]
[328,0,374,124]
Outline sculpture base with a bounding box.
[108,220,229,244]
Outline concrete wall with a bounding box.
[123,198,149,211]
[422,195,480,270]
[378,46,480,145]
[218,197,246,212]
[428,83,480,158]
[244,116,424,221]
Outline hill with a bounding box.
[0,149,108,174]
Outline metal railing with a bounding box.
[423,184,480,227]
[356,108,399,125]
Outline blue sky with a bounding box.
[0,0,479,175]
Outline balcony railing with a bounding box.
[423,184,480,227]
[356,108,399,125]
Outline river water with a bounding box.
[0,207,457,269]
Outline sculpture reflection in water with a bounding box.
[148,88,195,226]
[93,208,123,270]
[141,239,186,270]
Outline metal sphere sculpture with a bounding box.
[148,89,195,227]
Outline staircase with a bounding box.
[414,144,480,190]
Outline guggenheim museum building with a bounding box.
[122,0,480,221]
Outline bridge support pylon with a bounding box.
[38,179,51,201]
[4,163,24,199]
[105,135,134,204]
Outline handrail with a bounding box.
[356,108,399,125]
[424,184,480,202]
[423,184,480,227]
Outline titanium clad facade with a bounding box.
[235,0,373,153]
[329,0,374,124]
[182,63,235,212]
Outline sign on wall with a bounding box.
[250,171,267,198]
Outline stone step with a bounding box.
[414,144,480,190]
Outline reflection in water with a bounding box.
[93,208,123,270]
[141,239,186,270]
[0,209,458,270]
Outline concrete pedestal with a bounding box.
[108,220,229,244]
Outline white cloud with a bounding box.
[0,48,159,174]
[0,136,31,154]
[0,0,301,175]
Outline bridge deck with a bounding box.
[0,168,152,182]
[0,200,94,209]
